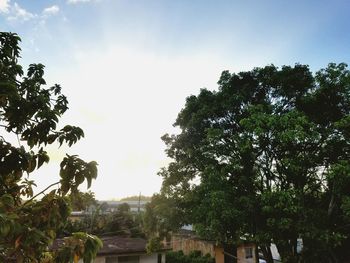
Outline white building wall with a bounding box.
[79,256,106,263]
[94,257,106,263]
[140,253,157,263]
[82,253,165,263]
[270,244,281,261]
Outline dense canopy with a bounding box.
[160,63,350,263]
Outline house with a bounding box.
[236,242,258,263]
[91,236,168,263]
[170,230,272,263]
[171,232,225,263]
[54,236,169,263]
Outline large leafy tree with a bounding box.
[160,63,350,263]
[0,32,101,262]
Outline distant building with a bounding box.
[97,200,149,213]
[69,210,86,221]
[69,200,149,222]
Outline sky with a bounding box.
[1,0,350,200]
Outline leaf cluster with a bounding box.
[142,194,184,240]
[54,232,103,263]
[0,32,100,262]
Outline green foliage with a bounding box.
[60,156,98,194]
[63,205,144,238]
[166,251,214,263]
[68,190,97,211]
[160,63,350,262]
[146,237,162,254]
[0,32,100,262]
[118,202,131,213]
[142,194,184,240]
[54,232,103,263]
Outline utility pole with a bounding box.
[138,191,141,213]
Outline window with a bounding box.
[245,247,253,259]
[118,256,140,263]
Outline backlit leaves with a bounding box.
[60,155,98,194]
[0,32,100,262]
[54,233,102,263]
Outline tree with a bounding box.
[160,63,350,263]
[63,203,144,238]
[68,190,97,211]
[142,194,184,254]
[143,194,184,240]
[117,202,131,213]
[0,32,101,262]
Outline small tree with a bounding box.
[0,32,101,262]
[143,194,184,240]
[68,190,97,211]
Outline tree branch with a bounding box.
[22,181,60,205]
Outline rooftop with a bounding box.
[53,236,170,256]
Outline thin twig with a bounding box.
[22,181,60,205]
[16,134,21,146]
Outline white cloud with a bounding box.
[67,0,91,4]
[0,0,10,13]
[42,5,59,16]
[7,2,36,21]
[4,3,59,24]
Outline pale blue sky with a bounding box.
[1,0,350,199]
